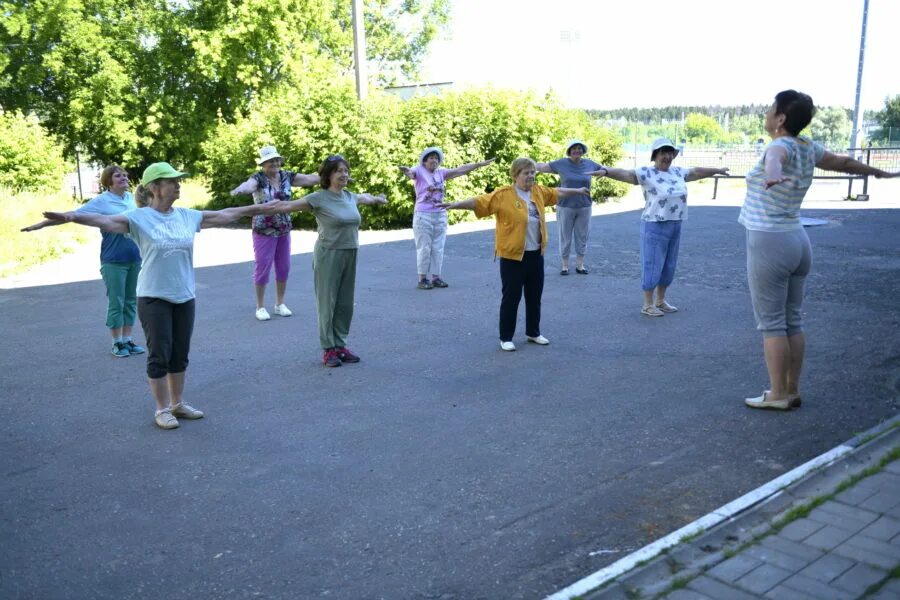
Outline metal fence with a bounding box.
[619,146,900,200]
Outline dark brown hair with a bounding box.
[318,155,350,189]
[774,90,816,136]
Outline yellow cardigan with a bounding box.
[474,185,559,260]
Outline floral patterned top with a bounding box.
[251,170,296,236]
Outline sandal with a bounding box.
[560,268,569,276]
[656,300,678,313]
[641,304,664,317]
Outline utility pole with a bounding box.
[849,0,868,154]
[351,0,368,100]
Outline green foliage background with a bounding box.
[0,109,68,192]
[200,85,627,229]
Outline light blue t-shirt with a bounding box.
[740,137,825,232]
[548,158,600,209]
[125,207,203,303]
[76,191,141,264]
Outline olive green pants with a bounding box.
[313,247,357,349]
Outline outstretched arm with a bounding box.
[685,167,729,182]
[200,202,284,228]
[39,211,130,233]
[556,187,591,198]
[230,177,259,196]
[441,198,476,211]
[291,173,320,187]
[586,167,638,185]
[816,151,900,179]
[356,193,388,206]
[398,166,416,180]
[21,219,65,232]
[535,162,555,175]
[444,157,497,180]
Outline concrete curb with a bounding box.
[545,414,900,600]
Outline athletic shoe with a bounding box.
[125,341,145,354]
[111,342,130,358]
[417,279,433,290]
[171,403,204,419]
[154,408,179,429]
[335,347,360,363]
[526,335,550,345]
[431,277,448,288]
[255,307,271,321]
[273,304,292,317]
[500,341,516,352]
[323,349,342,367]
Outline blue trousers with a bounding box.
[640,221,682,290]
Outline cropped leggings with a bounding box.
[746,228,812,338]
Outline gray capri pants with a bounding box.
[746,228,812,338]
[557,205,592,259]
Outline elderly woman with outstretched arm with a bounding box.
[399,147,495,289]
[41,162,285,430]
[442,157,588,351]
[587,139,728,317]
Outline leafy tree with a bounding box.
[871,95,900,144]
[809,106,851,149]
[0,108,68,192]
[684,113,724,144]
[0,0,449,171]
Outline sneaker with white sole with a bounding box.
[255,307,271,321]
[125,340,145,354]
[171,402,204,419]
[273,304,292,317]
[111,341,130,358]
[500,340,516,351]
[154,408,179,429]
[526,335,550,345]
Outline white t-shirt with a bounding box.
[516,187,541,251]
[634,165,692,222]
[125,207,203,303]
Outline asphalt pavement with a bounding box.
[1,199,899,599]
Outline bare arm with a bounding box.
[200,202,283,228]
[230,177,259,196]
[586,167,638,185]
[442,198,476,211]
[557,187,591,198]
[444,157,497,180]
[356,193,388,206]
[398,166,415,180]
[40,211,130,233]
[535,162,554,175]
[685,167,729,182]
[291,173,320,187]
[816,151,900,178]
[270,198,312,213]
[21,219,65,232]
[764,145,789,188]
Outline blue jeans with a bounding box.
[640,221,682,290]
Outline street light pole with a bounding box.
[849,0,868,155]
[351,0,368,101]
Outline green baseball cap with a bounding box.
[141,162,188,185]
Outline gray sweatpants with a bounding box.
[557,206,592,259]
[746,228,812,338]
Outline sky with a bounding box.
[419,0,899,112]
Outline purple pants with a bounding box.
[252,231,291,285]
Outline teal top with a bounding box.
[305,189,362,250]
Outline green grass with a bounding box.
[0,180,212,278]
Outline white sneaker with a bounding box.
[255,307,271,321]
[154,408,179,430]
[273,303,292,317]
[171,402,204,419]
[527,335,550,345]
[500,340,516,352]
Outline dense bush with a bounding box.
[0,109,68,192]
[200,83,627,229]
